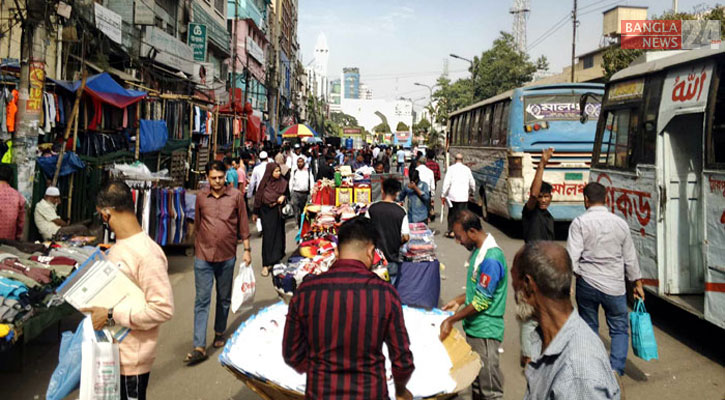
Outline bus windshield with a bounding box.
[524,94,600,124]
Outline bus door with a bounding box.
[659,61,714,295]
[662,114,705,294]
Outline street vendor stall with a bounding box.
[0,239,98,371]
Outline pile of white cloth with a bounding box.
[220,302,458,398]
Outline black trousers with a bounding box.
[121,372,150,400]
[447,201,469,233]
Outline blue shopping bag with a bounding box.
[630,299,659,361]
[46,318,86,400]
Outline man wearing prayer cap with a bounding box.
[34,186,90,240]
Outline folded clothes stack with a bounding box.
[0,240,92,349]
[402,223,437,262]
[272,237,338,297]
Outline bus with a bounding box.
[447,83,604,221]
[589,48,725,329]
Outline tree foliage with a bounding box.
[373,122,391,133]
[395,121,409,132]
[414,117,431,133]
[432,31,545,126]
[329,112,358,127]
[602,48,644,81]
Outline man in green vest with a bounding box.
[440,209,507,400]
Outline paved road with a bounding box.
[2,180,724,399]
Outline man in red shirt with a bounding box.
[0,164,25,240]
[283,216,415,399]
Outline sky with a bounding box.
[298,0,714,110]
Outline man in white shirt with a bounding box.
[396,147,406,174]
[34,186,89,240]
[246,151,269,199]
[415,157,436,197]
[372,146,380,160]
[289,157,315,228]
[287,144,305,170]
[441,153,476,238]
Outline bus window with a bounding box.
[492,103,504,146]
[641,75,663,164]
[497,101,510,147]
[462,112,471,145]
[602,108,639,169]
[708,71,725,166]
[452,116,460,145]
[472,108,482,144]
[481,106,492,146]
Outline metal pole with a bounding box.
[571,0,577,83]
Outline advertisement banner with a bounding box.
[188,23,207,62]
[26,61,45,113]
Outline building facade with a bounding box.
[343,67,360,99]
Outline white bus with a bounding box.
[590,48,725,329]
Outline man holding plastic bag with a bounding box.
[567,182,644,376]
[81,181,174,400]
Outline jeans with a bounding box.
[193,257,236,348]
[463,336,503,400]
[291,190,309,227]
[388,261,400,286]
[397,162,405,174]
[575,277,629,375]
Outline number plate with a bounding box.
[564,173,583,181]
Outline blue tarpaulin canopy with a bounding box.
[50,73,146,108]
[36,152,86,178]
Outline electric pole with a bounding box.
[14,0,49,202]
[571,0,577,83]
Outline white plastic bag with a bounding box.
[256,218,263,233]
[79,317,120,400]
[231,262,256,313]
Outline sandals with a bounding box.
[184,349,208,366]
[261,266,271,277]
[213,333,226,348]
[445,232,455,239]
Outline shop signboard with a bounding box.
[188,23,208,62]
[94,3,122,44]
[246,37,265,64]
[142,26,194,75]
[342,127,361,136]
[134,0,155,25]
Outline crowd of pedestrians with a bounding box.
[63,138,647,399]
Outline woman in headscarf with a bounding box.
[253,162,288,276]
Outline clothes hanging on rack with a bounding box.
[127,182,188,246]
[164,100,188,140]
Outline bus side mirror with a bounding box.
[579,95,589,124]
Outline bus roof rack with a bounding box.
[611,47,725,82]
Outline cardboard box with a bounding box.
[226,327,481,399]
